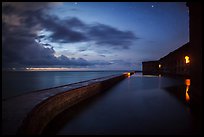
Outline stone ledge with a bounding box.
[2,72,134,135]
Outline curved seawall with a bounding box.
[2,72,134,135]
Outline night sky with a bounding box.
[2,2,189,71]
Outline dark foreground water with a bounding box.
[2,71,127,99]
[43,73,201,135]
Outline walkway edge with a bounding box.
[2,72,134,135]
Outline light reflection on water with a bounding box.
[43,73,199,135]
[185,79,191,102]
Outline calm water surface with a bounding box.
[2,71,126,99]
[43,73,200,135]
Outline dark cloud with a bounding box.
[2,2,137,69]
[17,5,137,48]
[2,4,15,14]
[77,45,91,52]
[2,11,90,68]
[64,17,86,28]
[100,54,106,57]
[87,23,137,49]
[2,2,53,12]
[42,43,53,47]
[32,14,137,47]
[19,10,89,43]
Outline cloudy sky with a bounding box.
[2,2,189,71]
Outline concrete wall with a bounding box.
[17,74,130,134]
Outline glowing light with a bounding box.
[24,67,89,71]
[127,72,131,77]
[151,5,154,8]
[159,64,161,68]
[185,88,190,102]
[185,79,191,102]
[123,72,131,78]
[185,56,190,64]
[185,79,190,86]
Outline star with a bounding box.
[151,5,154,8]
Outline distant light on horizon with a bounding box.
[127,72,131,77]
[25,67,90,71]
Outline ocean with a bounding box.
[2,71,128,99]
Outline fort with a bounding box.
[143,2,202,116]
[142,42,190,76]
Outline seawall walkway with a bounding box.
[2,72,134,135]
[53,73,200,135]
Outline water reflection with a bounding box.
[185,79,191,102]
[162,77,191,106]
[43,74,200,135]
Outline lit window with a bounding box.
[159,64,161,68]
[185,56,190,64]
